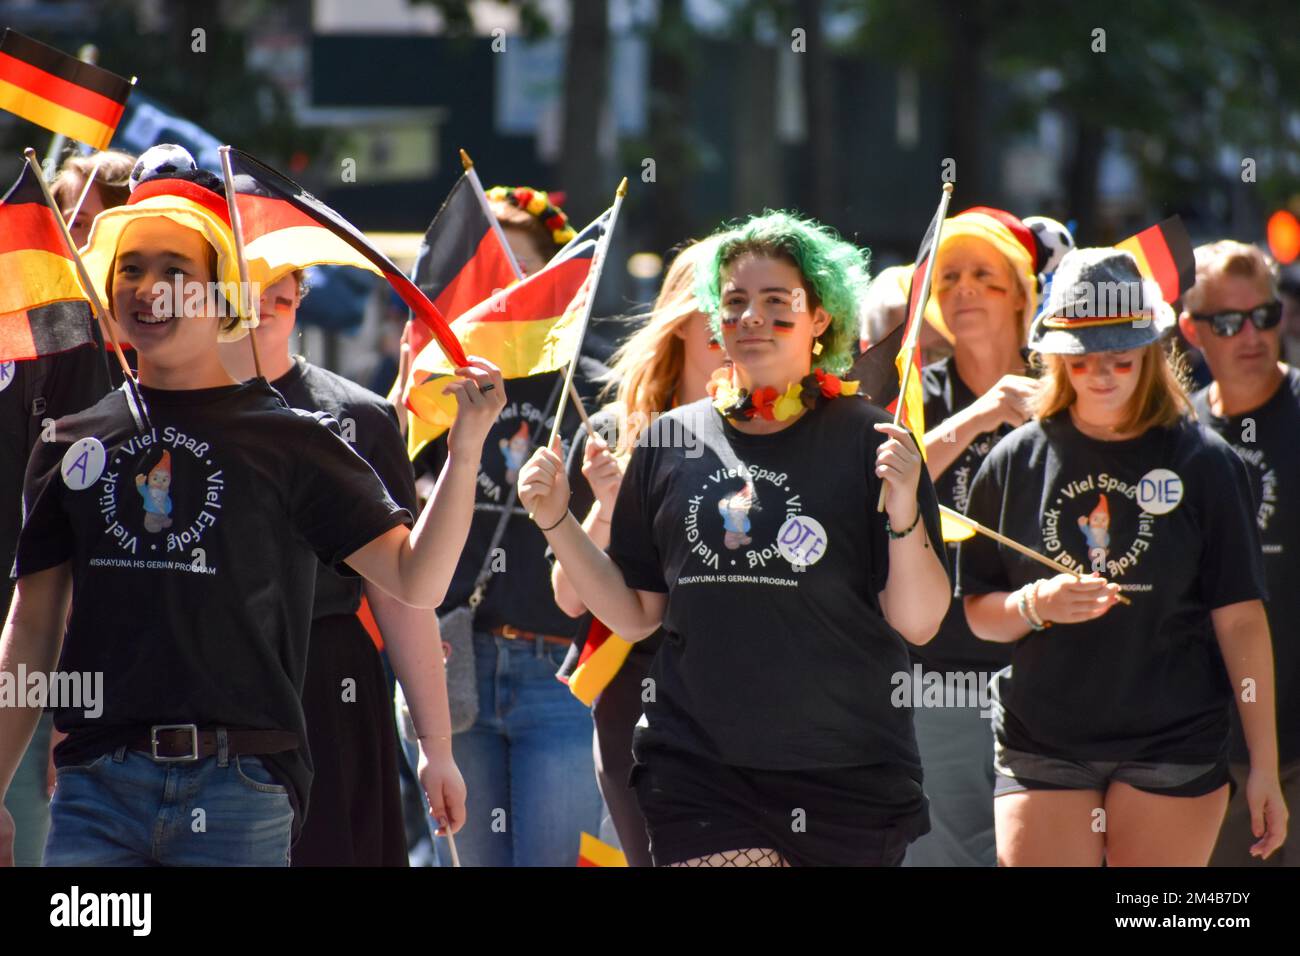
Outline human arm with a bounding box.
[521,438,666,640]
[923,374,1037,479]
[552,431,624,618]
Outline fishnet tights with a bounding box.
[668,848,789,867]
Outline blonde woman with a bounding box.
[550,240,724,865]
[959,247,1287,865]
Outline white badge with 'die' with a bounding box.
[1138,468,1183,515]
[777,515,829,568]
[61,438,106,491]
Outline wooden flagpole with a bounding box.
[66,155,102,228]
[217,146,264,379]
[547,177,628,449]
[22,148,139,397]
[878,181,955,511]
[939,504,1131,605]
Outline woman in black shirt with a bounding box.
[521,211,950,866]
[959,247,1287,865]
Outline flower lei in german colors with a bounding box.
[486,185,577,246]
[707,365,860,423]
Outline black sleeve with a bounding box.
[357,401,420,515]
[12,436,73,578]
[606,441,668,593]
[290,413,413,572]
[1195,442,1268,609]
[955,448,1014,597]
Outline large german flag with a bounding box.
[0,162,95,361]
[225,147,467,369]
[406,172,520,358]
[1115,216,1195,304]
[0,30,132,150]
[403,208,609,456]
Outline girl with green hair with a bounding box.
[519,211,950,866]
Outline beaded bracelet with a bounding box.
[884,508,922,540]
[1025,581,1051,629]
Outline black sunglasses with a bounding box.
[1191,300,1283,337]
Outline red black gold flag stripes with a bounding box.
[0,30,132,150]
[406,173,520,358]
[0,162,95,361]
[1115,216,1195,304]
[225,147,467,369]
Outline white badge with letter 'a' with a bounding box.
[61,438,106,491]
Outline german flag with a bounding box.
[849,199,942,450]
[1115,216,1195,305]
[225,147,467,369]
[403,208,610,456]
[0,30,132,150]
[405,172,520,359]
[0,162,95,361]
[558,618,634,707]
[577,832,627,867]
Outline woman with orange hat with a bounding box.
[959,246,1286,865]
[0,145,504,867]
[906,206,1047,867]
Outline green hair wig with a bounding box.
[695,210,871,376]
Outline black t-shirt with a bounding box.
[916,357,1014,672]
[3,346,111,613]
[14,380,411,835]
[607,396,946,790]
[416,360,606,635]
[956,414,1266,763]
[1192,367,1300,763]
[271,357,419,620]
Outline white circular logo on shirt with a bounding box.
[1137,469,1184,515]
[61,438,106,490]
[0,361,14,393]
[777,515,829,568]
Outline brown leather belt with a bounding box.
[126,725,299,763]
[488,625,571,647]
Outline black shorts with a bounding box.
[629,744,929,867]
[993,744,1236,800]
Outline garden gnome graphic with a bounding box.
[136,450,174,533]
[500,421,531,486]
[1077,493,1110,574]
[718,483,755,550]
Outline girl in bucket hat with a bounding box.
[0,145,505,866]
[957,246,1287,865]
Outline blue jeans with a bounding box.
[434,632,603,866]
[43,748,293,867]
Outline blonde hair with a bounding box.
[1183,240,1278,313]
[51,149,136,211]
[602,241,713,453]
[1033,342,1191,434]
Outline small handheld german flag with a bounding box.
[0,30,132,150]
[0,161,96,361]
[1115,216,1196,305]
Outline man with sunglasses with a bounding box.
[1183,240,1299,867]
